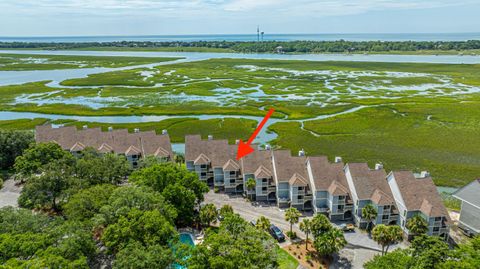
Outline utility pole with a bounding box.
[257,26,260,42]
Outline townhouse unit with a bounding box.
[453,179,480,236]
[185,135,242,193]
[272,150,313,210]
[387,171,450,239]
[345,163,399,229]
[35,124,173,167]
[306,156,353,221]
[240,146,276,202]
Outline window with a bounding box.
[403,210,407,217]
[262,187,267,191]
[356,200,359,206]
[200,164,207,169]
[383,205,391,210]
[338,196,345,200]
[337,205,344,211]
[262,178,267,183]
[298,186,304,190]
[201,172,206,177]
[402,220,405,227]
[230,171,236,176]
[382,215,389,220]
[435,217,442,221]
[433,227,440,232]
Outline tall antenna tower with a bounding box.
[257,26,260,42]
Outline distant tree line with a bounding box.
[1,40,480,53]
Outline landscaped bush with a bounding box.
[286,231,297,239]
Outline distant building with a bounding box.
[275,46,284,54]
[387,171,450,239]
[35,125,173,167]
[453,179,480,235]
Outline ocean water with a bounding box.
[1,33,479,43]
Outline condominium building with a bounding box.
[272,150,312,210]
[185,135,242,193]
[345,163,399,229]
[306,156,353,221]
[35,124,173,167]
[387,171,450,239]
[240,146,276,202]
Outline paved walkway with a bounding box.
[0,179,21,208]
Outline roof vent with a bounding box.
[162,129,168,135]
[375,163,383,170]
[420,171,430,178]
[298,149,305,157]
[208,135,213,140]
[108,126,113,132]
[265,144,271,150]
[134,128,140,133]
[82,125,88,130]
[235,139,240,145]
[335,156,342,163]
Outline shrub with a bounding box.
[286,231,297,239]
[214,187,219,193]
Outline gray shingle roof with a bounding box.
[453,179,480,206]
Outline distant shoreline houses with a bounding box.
[36,125,451,239]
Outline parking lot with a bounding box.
[204,190,407,268]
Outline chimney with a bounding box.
[420,171,430,178]
[108,126,113,132]
[208,135,213,140]
[235,139,240,145]
[82,125,88,130]
[265,144,271,150]
[162,129,168,135]
[375,163,384,170]
[335,156,342,163]
[134,128,140,133]
[298,149,305,157]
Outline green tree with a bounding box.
[200,203,218,227]
[63,184,116,221]
[130,163,208,205]
[371,225,403,255]
[113,242,174,269]
[0,130,33,170]
[409,234,450,269]
[246,178,256,200]
[18,161,73,211]
[364,249,412,269]
[406,214,428,239]
[310,213,332,237]
[188,214,278,269]
[162,183,196,225]
[285,207,302,238]
[299,218,313,250]
[440,236,480,269]
[74,150,130,186]
[219,204,234,217]
[313,227,347,257]
[174,153,185,164]
[362,204,378,233]
[14,142,71,178]
[102,208,176,252]
[256,216,271,232]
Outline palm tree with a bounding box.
[371,224,404,255]
[311,214,332,237]
[200,203,218,227]
[362,204,378,233]
[313,227,347,258]
[406,214,428,239]
[256,216,271,232]
[219,204,234,217]
[174,154,185,164]
[299,218,313,250]
[246,178,256,200]
[285,207,302,236]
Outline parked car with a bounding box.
[269,225,285,242]
[339,223,355,232]
[459,226,476,238]
[217,209,224,221]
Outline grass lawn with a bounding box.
[277,247,299,269]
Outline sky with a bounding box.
[0,0,479,36]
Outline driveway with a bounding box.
[0,179,21,208]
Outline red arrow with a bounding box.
[236,108,275,160]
